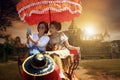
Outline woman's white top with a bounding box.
[26,33,50,51]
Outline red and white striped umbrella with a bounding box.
[16,0,82,25]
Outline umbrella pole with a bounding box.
[49,9,51,23]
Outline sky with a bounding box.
[75,0,120,40]
[2,0,120,43]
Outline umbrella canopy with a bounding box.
[16,0,82,25]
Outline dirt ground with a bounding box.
[0,61,120,80]
[75,67,120,80]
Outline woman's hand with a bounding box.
[28,35,38,45]
[28,35,32,41]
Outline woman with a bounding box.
[46,21,80,79]
[26,21,50,56]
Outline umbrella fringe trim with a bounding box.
[19,7,82,21]
[17,1,82,14]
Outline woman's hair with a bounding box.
[50,21,61,31]
[37,21,48,33]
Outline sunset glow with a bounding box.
[84,25,96,36]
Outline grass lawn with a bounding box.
[79,59,120,77]
[0,61,21,80]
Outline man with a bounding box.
[22,53,62,80]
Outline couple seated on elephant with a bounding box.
[22,21,80,80]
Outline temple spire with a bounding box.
[68,19,78,30]
[103,26,110,41]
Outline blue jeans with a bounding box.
[28,46,44,56]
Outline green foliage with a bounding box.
[0,44,5,57]
[0,44,9,62]
[0,17,12,27]
[0,40,16,62]
[4,43,15,55]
